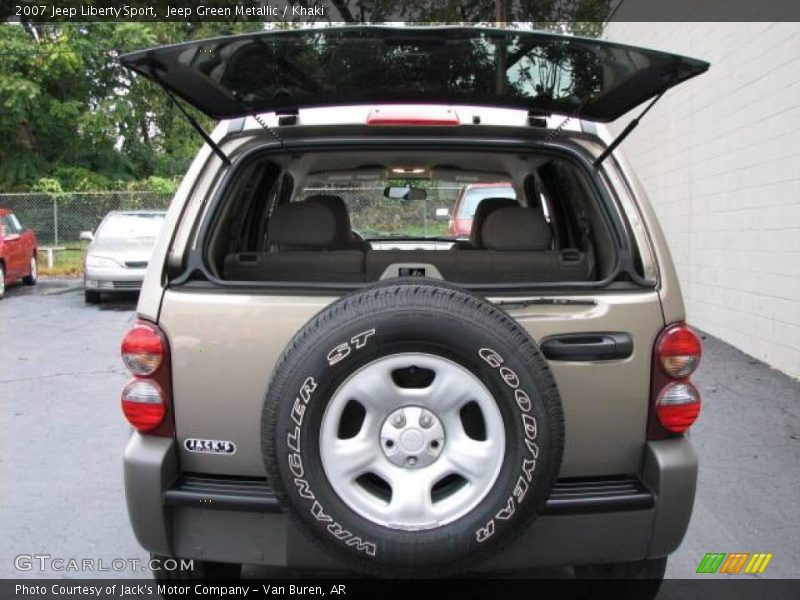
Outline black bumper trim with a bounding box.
[545,476,654,514]
[164,474,653,515]
[164,473,281,512]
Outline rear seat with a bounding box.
[304,194,368,251]
[366,207,591,283]
[225,203,591,284]
[224,201,364,282]
[462,206,591,282]
[451,197,517,250]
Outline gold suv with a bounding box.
[117,26,708,592]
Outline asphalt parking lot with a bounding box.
[1,279,798,585]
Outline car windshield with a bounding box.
[299,180,514,239]
[458,186,516,218]
[97,213,165,241]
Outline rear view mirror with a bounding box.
[434,208,450,220]
[79,231,94,242]
[383,186,427,201]
[384,186,408,200]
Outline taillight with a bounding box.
[658,325,702,378]
[121,379,166,431]
[655,382,701,433]
[121,324,163,376]
[649,323,702,437]
[120,320,173,436]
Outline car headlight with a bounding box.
[86,255,121,268]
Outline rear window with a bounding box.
[2,214,22,234]
[298,179,489,240]
[458,186,516,218]
[121,27,708,121]
[203,149,620,288]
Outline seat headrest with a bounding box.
[304,194,353,241]
[481,206,552,251]
[268,202,338,248]
[469,198,518,247]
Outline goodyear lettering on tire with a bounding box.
[475,348,539,543]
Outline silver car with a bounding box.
[81,210,166,303]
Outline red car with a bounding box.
[447,182,517,238]
[0,208,38,299]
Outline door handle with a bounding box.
[539,333,633,361]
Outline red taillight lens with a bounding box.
[649,322,703,439]
[658,324,702,378]
[656,382,701,433]
[121,323,164,376]
[120,320,173,436]
[121,379,165,431]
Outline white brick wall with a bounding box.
[603,19,800,378]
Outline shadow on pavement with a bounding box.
[95,292,139,311]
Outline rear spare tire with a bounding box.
[262,279,564,576]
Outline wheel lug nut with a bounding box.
[419,414,433,428]
[406,456,417,467]
[392,414,406,427]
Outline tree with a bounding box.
[0,3,611,191]
[0,21,263,191]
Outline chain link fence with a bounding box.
[0,192,173,245]
[300,186,463,237]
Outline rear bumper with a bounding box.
[124,434,697,570]
[163,473,654,516]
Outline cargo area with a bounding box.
[202,148,623,287]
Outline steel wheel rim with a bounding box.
[320,353,505,531]
[30,256,37,280]
[0,266,4,295]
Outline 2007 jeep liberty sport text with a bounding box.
[117,26,708,591]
